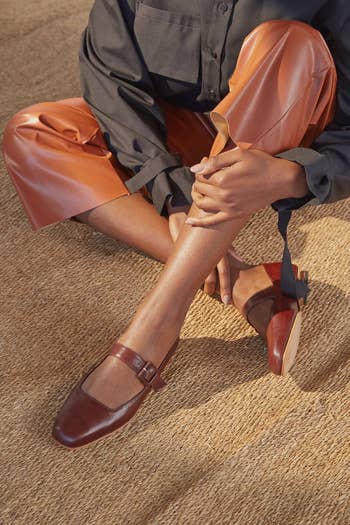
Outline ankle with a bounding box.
[119,292,185,352]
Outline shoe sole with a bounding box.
[52,418,127,450]
[280,310,302,376]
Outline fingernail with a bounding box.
[222,295,232,305]
[190,162,206,173]
[185,218,195,224]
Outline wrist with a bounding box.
[274,158,309,200]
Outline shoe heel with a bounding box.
[280,310,302,376]
[299,270,309,306]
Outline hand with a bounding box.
[185,148,309,227]
[166,198,249,304]
[200,246,252,304]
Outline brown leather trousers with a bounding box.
[2,20,336,231]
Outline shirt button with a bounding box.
[208,89,217,99]
[218,2,228,13]
[207,47,218,59]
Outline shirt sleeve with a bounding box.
[271,16,350,213]
[79,0,193,216]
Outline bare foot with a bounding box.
[82,306,183,409]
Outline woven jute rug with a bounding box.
[1,1,349,523]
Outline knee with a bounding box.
[2,101,58,157]
[249,19,333,68]
[253,19,325,50]
[2,99,94,161]
[4,101,59,133]
[3,98,100,159]
[284,19,326,51]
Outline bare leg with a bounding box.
[83,201,251,408]
[75,192,173,264]
[75,191,251,295]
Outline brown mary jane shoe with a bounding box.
[233,262,308,376]
[52,337,180,448]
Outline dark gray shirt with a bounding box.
[79,0,350,217]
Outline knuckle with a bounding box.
[207,156,218,171]
[214,172,225,186]
[218,266,229,276]
[221,188,231,203]
[225,192,237,208]
[191,188,198,199]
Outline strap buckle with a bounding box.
[136,361,166,391]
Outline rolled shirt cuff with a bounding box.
[271,147,331,212]
[124,151,194,215]
[146,165,194,215]
[165,165,194,208]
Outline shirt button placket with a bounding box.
[203,1,232,103]
[206,44,219,100]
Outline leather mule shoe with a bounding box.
[232,262,308,376]
[53,337,180,448]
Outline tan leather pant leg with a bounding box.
[205,19,337,300]
[2,97,134,230]
[158,97,217,166]
[209,19,337,157]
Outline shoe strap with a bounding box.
[243,286,276,319]
[277,210,310,302]
[244,282,299,324]
[109,342,166,392]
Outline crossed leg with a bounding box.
[82,199,251,408]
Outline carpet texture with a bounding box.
[1,2,349,523]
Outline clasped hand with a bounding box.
[167,146,308,302]
[185,147,308,227]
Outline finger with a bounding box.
[190,147,243,176]
[191,187,222,213]
[203,268,217,296]
[192,193,223,213]
[194,160,240,187]
[217,255,232,304]
[185,211,230,227]
[192,179,219,198]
